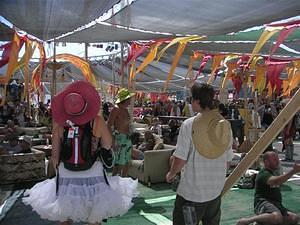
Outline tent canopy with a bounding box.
[1,0,300,42]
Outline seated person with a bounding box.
[132,131,161,160]
[0,133,21,154]
[168,119,179,144]
[4,120,18,140]
[0,134,32,154]
[149,117,161,133]
[18,135,32,153]
[236,151,300,225]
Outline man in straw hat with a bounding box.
[107,88,135,177]
[23,81,138,225]
[166,83,234,225]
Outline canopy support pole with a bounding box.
[85,43,88,61]
[51,40,57,98]
[121,42,125,87]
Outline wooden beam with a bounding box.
[222,88,300,196]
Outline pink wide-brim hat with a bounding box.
[51,80,100,126]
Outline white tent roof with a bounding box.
[97,0,300,37]
[1,0,300,42]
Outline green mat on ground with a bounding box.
[1,181,299,225]
[106,182,300,225]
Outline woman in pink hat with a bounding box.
[23,81,138,225]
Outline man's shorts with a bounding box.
[255,199,288,216]
[114,133,132,165]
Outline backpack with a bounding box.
[60,122,96,171]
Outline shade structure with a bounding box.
[0,0,121,41]
[105,0,300,36]
[1,0,300,42]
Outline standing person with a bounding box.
[166,83,233,225]
[182,97,194,117]
[107,88,135,177]
[23,81,138,225]
[102,102,110,121]
[236,151,300,225]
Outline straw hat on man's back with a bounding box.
[192,109,231,159]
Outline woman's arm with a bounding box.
[50,121,63,168]
[93,115,112,149]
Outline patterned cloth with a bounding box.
[114,133,132,165]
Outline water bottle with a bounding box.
[183,205,197,225]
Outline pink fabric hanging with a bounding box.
[266,63,286,95]
[194,54,212,80]
[0,42,12,68]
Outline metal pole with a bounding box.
[112,54,116,103]
[51,40,57,98]
[120,42,125,87]
[85,43,88,61]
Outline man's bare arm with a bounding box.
[166,156,186,183]
[268,163,300,186]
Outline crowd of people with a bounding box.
[1,80,299,225]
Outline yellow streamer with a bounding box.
[248,26,283,64]
[157,36,204,61]
[207,55,225,84]
[134,43,161,80]
[254,64,267,94]
[129,61,136,85]
[185,52,203,87]
[222,59,238,89]
[163,42,187,92]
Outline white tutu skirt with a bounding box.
[22,161,138,223]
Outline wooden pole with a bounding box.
[222,88,300,196]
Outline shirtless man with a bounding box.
[107,88,135,177]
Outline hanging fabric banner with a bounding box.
[133,42,162,80]
[185,52,203,87]
[269,27,296,58]
[221,55,239,89]
[0,42,12,68]
[254,64,267,94]
[160,36,205,92]
[163,41,187,92]
[207,54,225,84]
[195,54,212,81]
[282,61,300,96]
[266,62,287,95]
[247,26,282,64]
[157,36,204,61]
[125,43,148,65]
[0,32,24,84]
[129,61,136,86]
[32,54,97,91]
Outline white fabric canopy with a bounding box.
[1,0,300,42]
[0,0,121,40]
[105,0,300,36]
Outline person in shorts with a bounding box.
[236,151,300,225]
[108,88,135,177]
